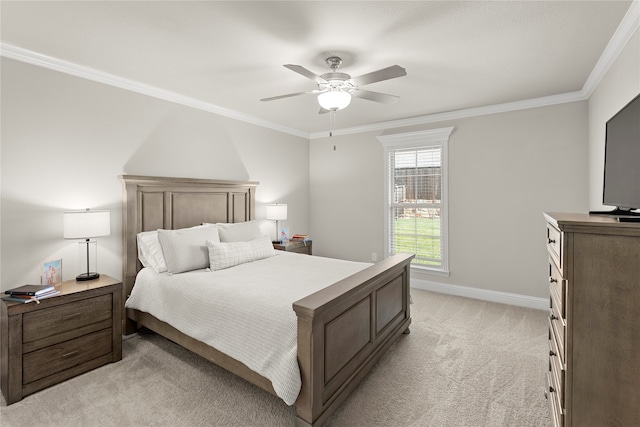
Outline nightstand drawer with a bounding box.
[22,328,112,384]
[273,240,312,255]
[286,245,311,254]
[23,294,113,344]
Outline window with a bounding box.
[378,127,453,274]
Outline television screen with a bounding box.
[602,93,640,212]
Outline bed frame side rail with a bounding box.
[293,253,414,426]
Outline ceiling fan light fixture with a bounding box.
[317,90,351,111]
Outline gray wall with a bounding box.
[310,103,589,300]
[1,58,309,289]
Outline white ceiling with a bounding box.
[0,1,635,138]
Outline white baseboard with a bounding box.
[411,278,548,311]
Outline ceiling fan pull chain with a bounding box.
[329,109,334,137]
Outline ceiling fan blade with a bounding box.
[352,89,400,104]
[284,64,327,84]
[350,65,407,87]
[260,91,311,102]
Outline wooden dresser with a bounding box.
[1,275,122,404]
[543,213,640,426]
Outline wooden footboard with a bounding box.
[293,253,414,426]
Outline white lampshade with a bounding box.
[266,204,287,221]
[63,209,111,239]
[318,90,351,111]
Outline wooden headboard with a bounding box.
[119,175,258,320]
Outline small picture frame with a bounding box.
[43,259,62,285]
[280,227,289,243]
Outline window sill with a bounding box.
[410,264,450,277]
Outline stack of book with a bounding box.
[291,234,311,244]
[2,284,60,304]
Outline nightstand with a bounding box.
[273,240,312,255]
[1,275,122,404]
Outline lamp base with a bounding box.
[76,272,100,281]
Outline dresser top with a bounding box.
[544,212,640,235]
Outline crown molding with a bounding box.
[583,0,640,98]
[0,42,309,139]
[377,126,455,147]
[308,91,587,139]
[2,1,638,141]
[0,42,587,141]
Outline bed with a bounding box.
[120,175,413,426]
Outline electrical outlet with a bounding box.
[371,253,377,262]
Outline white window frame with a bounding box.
[378,127,453,275]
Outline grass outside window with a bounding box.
[392,215,441,266]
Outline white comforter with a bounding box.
[125,252,370,405]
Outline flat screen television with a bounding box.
[598,92,640,219]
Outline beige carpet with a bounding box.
[0,289,551,426]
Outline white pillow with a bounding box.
[137,230,167,273]
[216,220,263,242]
[137,224,216,273]
[207,235,276,271]
[158,226,221,274]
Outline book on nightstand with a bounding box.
[5,284,55,296]
[2,285,60,304]
[2,289,60,304]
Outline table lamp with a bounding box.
[63,209,111,281]
[266,203,287,243]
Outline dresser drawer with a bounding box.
[550,296,565,359]
[23,294,113,344]
[548,258,566,318]
[546,223,562,271]
[549,329,565,404]
[22,328,112,385]
[547,372,564,427]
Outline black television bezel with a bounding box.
[595,92,640,218]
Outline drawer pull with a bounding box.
[62,350,81,359]
[62,313,82,321]
[549,277,558,284]
[550,314,558,321]
[548,238,556,244]
[550,350,556,357]
[549,385,556,393]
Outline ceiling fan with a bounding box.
[260,56,407,113]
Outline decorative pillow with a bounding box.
[216,220,263,242]
[137,230,167,273]
[207,235,276,271]
[157,226,221,274]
